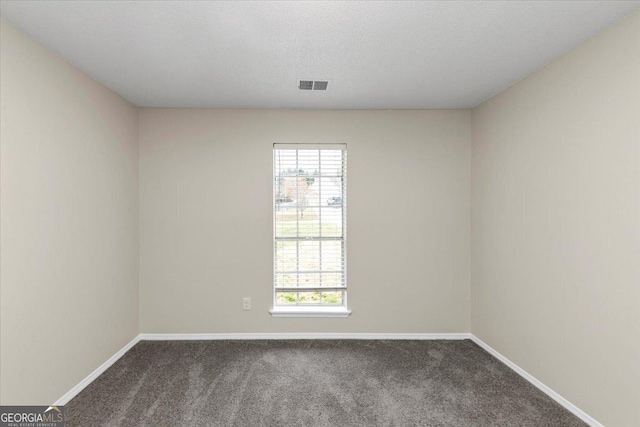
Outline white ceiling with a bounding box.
[1,1,638,109]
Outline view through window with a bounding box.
[273,144,347,308]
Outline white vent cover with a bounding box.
[298,80,330,91]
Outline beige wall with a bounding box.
[139,109,471,334]
[471,12,640,427]
[0,20,139,404]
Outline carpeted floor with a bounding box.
[66,339,586,426]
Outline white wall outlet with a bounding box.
[242,297,251,311]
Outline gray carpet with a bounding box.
[66,339,586,426]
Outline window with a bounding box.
[271,144,350,317]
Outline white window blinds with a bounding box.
[273,144,347,307]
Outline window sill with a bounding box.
[269,306,352,318]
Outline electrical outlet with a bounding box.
[242,297,251,311]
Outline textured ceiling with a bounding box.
[1,1,638,109]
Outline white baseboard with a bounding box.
[55,332,603,427]
[470,335,604,427]
[55,334,141,406]
[139,332,472,340]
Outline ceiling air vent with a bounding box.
[298,80,330,91]
[313,81,329,91]
[299,80,313,90]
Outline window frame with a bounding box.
[269,143,351,318]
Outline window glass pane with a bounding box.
[321,241,342,272]
[318,272,343,288]
[297,211,320,238]
[320,207,342,237]
[274,149,298,172]
[274,207,298,238]
[321,291,343,305]
[274,146,346,307]
[319,176,343,204]
[297,291,321,304]
[274,273,297,288]
[296,150,320,172]
[276,292,297,305]
[275,241,297,272]
[298,273,320,288]
[298,240,320,271]
[275,291,342,305]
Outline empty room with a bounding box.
[0,1,638,426]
